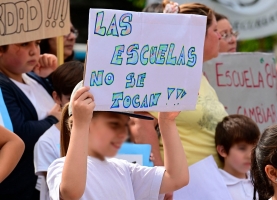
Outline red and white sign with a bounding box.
[203,53,277,131]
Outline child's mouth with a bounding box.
[111,142,121,149]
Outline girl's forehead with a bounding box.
[95,112,129,122]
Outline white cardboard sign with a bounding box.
[203,53,277,132]
[84,9,207,111]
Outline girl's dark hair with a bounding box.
[60,103,71,157]
[40,39,74,62]
[214,12,228,22]
[251,124,277,200]
[0,45,9,53]
[163,1,215,31]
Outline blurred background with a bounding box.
[71,0,277,61]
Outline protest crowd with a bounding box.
[1,0,277,200]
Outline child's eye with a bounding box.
[238,146,246,151]
[21,42,29,47]
[36,40,41,45]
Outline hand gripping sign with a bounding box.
[83,9,207,112]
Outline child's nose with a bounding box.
[217,32,221,40]
[29,42,39,55]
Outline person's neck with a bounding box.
[88,150,105,161]
[223,164,247,179]
[272,187,277,200]
[1,68,24,83]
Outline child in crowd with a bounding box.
[0,41,60,199]
[0,126,25,183]
[251,124,277,200]
[34,61,84,200]
[47,81,189,200]
[215,114,260,200]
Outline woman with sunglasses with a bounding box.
[215,13,239,53]
[40,23,78,62]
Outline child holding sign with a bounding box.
[215,115,260,200]
[47,81,189,200]
[0,41,60,199]
[251,124,277,200]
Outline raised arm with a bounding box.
[158,112,189,194]
[129,112,164,166]
[59,86,94,200]
[0,126,25,183]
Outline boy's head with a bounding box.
[0,41,40,74]
[51,61,84,107]
[215,114,260,176]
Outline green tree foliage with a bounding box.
[238,35,277,52]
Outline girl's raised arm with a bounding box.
[0,126,25,183]
[59,86,95,200]
[158,112,189,194]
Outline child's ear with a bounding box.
[265,165,277,184]
[216,145,228,158]
[52,91,62,105]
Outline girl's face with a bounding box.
[48,23,77,60]
[0,41,40,75]
[217,19,237,53]
[88,112,129,159]
[203,15,221,62]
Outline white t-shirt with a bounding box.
[47,156,165,200]
[11,73,55,120]
[219,169,256,200]
[34,125,60,200]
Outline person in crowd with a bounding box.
[215,114,260,200]
[215,12,238,53]
[34,61,84,200]
[142,2,163,13]
[0,126,25,183]
[251,124,277,200]
[129,1,227,167]
[0,41,60,199]
[40,23,78,62]
[46,81,189,200]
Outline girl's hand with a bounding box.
[158,111,180,121]
[48,103,62,120]
[71,86,95,127]
[33,54,58,77]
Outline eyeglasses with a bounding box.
[220,30,239,42]
[65,28,79,39]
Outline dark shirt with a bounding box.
[0,72,58,199]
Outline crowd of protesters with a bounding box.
[0,1,276,200]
